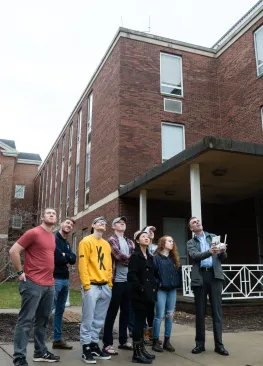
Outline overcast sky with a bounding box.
[0,0,259,161]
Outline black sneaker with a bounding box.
[33,351,60,362]
[13,358,28,366]
[90,343,111,360]
[82,345,96,364]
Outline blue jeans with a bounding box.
[153,289,177,339]
[53,279,69,341]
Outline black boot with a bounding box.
[163,337,175,352]
[132,341,152,364]
[140,341,156,360]
[152,339,163,353]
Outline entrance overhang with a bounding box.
[119,136,263,204]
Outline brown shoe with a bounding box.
[143,328,152,346]
[52,340,73,350]
[148,327,153,341]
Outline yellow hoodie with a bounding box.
[78,234,112,290]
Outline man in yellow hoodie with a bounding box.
[78,217,112,364]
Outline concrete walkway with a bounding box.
[1,321,263,366]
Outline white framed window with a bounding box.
[62,135,65,160]
[59,182,63,208]
[15,185,25,199]
[69,123,73,151]
[41,170,45,206]
[45,162,49,206]
[77,109,82,143]
[49,155,54,206]
[72,233,76,270]
[254,26,263,77]
[261,106,263,129]
[66,172,71,200]
[85,189,90,207]
[55,145,59,176]
[12,215,22,229]
[38,174,41,210]
[87,93,93,134]
[53,182,57,208]
[160,53,183,97]
[75,164,79,198]
[85,143,91,190]
[161,122,185,162]
[82,228,88,237]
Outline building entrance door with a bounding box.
[163,218,188,265]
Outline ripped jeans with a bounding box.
[153,289,177,339]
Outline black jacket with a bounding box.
[128,245,159,308]
[54,232,76,279]
[153,253,182,291]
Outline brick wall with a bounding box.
[33,20,263,272]
[217,19,263,143]
[34,19,263,217]
[0,152,40,279]
[119,37,219,185]
[12,163,39,210]
[36,42,122,220]
[87,43,121,205]
[0,153,15,279]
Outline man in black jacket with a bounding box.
[53,218,76,350]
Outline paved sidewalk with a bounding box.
[1,322,263,365]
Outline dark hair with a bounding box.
[188,217,197,229]
[63,217,76,225]
[135,230,148,242]
[156,235,180,269]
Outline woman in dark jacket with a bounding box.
[152,236,182,353]
[128,230,159,364]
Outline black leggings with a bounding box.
[133,308,148,342]
[147,304,155,328]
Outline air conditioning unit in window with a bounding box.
[164,98,182,114]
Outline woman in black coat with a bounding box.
[128,230,159,364]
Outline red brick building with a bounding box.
[34,2,263,285]
[0,139,41,279]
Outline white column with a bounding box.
[139,189,147,229]
[65,289,70,307]
[190,164,202,221]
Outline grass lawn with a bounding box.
[0,282,82,309]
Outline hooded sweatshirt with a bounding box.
[78,234,112,290]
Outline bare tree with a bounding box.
[0,163,38,283]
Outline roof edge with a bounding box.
[119,27,215,54]
[212,0,263,49]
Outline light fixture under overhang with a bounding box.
[212,169,227,177]
[164,191,176,196]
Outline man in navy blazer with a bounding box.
[187,217,229,356]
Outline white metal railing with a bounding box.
[182,264,263,300]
